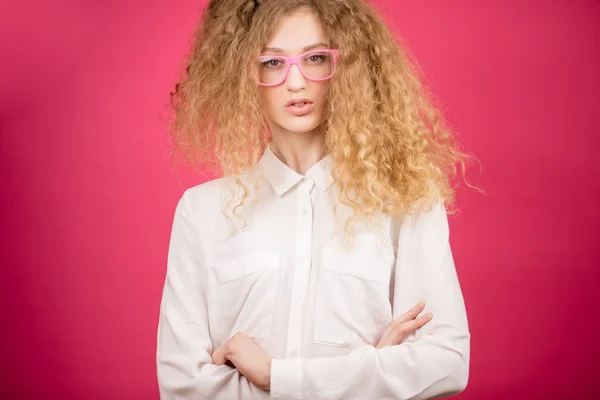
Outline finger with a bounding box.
[390,301,426,326]
[233,331,249,341]
[377,312,432,348]
[376,325,403,348]
[403,312,433,332]
[377,303,425,348]
[376,336,390,349]
[211,344,227,365]
[390,312,432,340]
[213,332,250,365]
[376,331,397,349]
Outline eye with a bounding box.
[306,53,328,64]
[259,57,283,68]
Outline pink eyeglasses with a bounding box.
[251,49,340,87]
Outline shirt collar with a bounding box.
[258,144,334,197]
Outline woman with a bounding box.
[157,0,477,399]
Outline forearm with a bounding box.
[270,331,469,400]
[158,361,270,400]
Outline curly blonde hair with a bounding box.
[168,0,482,241]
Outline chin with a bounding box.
[275,116,322,134]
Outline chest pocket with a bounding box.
[207,252,280,343]
[314,246,393,348]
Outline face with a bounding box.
[257,8,330,137]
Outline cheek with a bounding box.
[259,89,281,120]
[315,85,329,106]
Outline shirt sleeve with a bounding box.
[156,189,270,400]
[270,200,470,400]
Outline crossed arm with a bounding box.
[156,192,470,399]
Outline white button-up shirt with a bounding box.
[156,146,470,400]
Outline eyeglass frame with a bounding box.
[251,49,340,87]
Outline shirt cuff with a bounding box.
[270,356,303,399]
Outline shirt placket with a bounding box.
[285,177,315,360]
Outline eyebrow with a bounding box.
[262,42,330,53]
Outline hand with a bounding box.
[376,301,433,349]
[211,332,272,391]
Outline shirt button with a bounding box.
[301,209,309,215]
[296,391,302,398]
[295,300,303,306]
[290,348,297,356]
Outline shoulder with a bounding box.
[177,166,260,222]
[393,199,453,275]
[398,198,450,239]
[181,174,238,213]
[184,175,229,202]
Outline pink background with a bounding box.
[1,0,598,398]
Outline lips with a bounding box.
[286,98,313,107]
[286,101,314,116]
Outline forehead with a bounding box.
[263,8,327,53]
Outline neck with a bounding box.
[269,125,327,175]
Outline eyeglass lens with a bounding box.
[254,51,335,85]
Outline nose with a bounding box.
[285,63,306,91]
